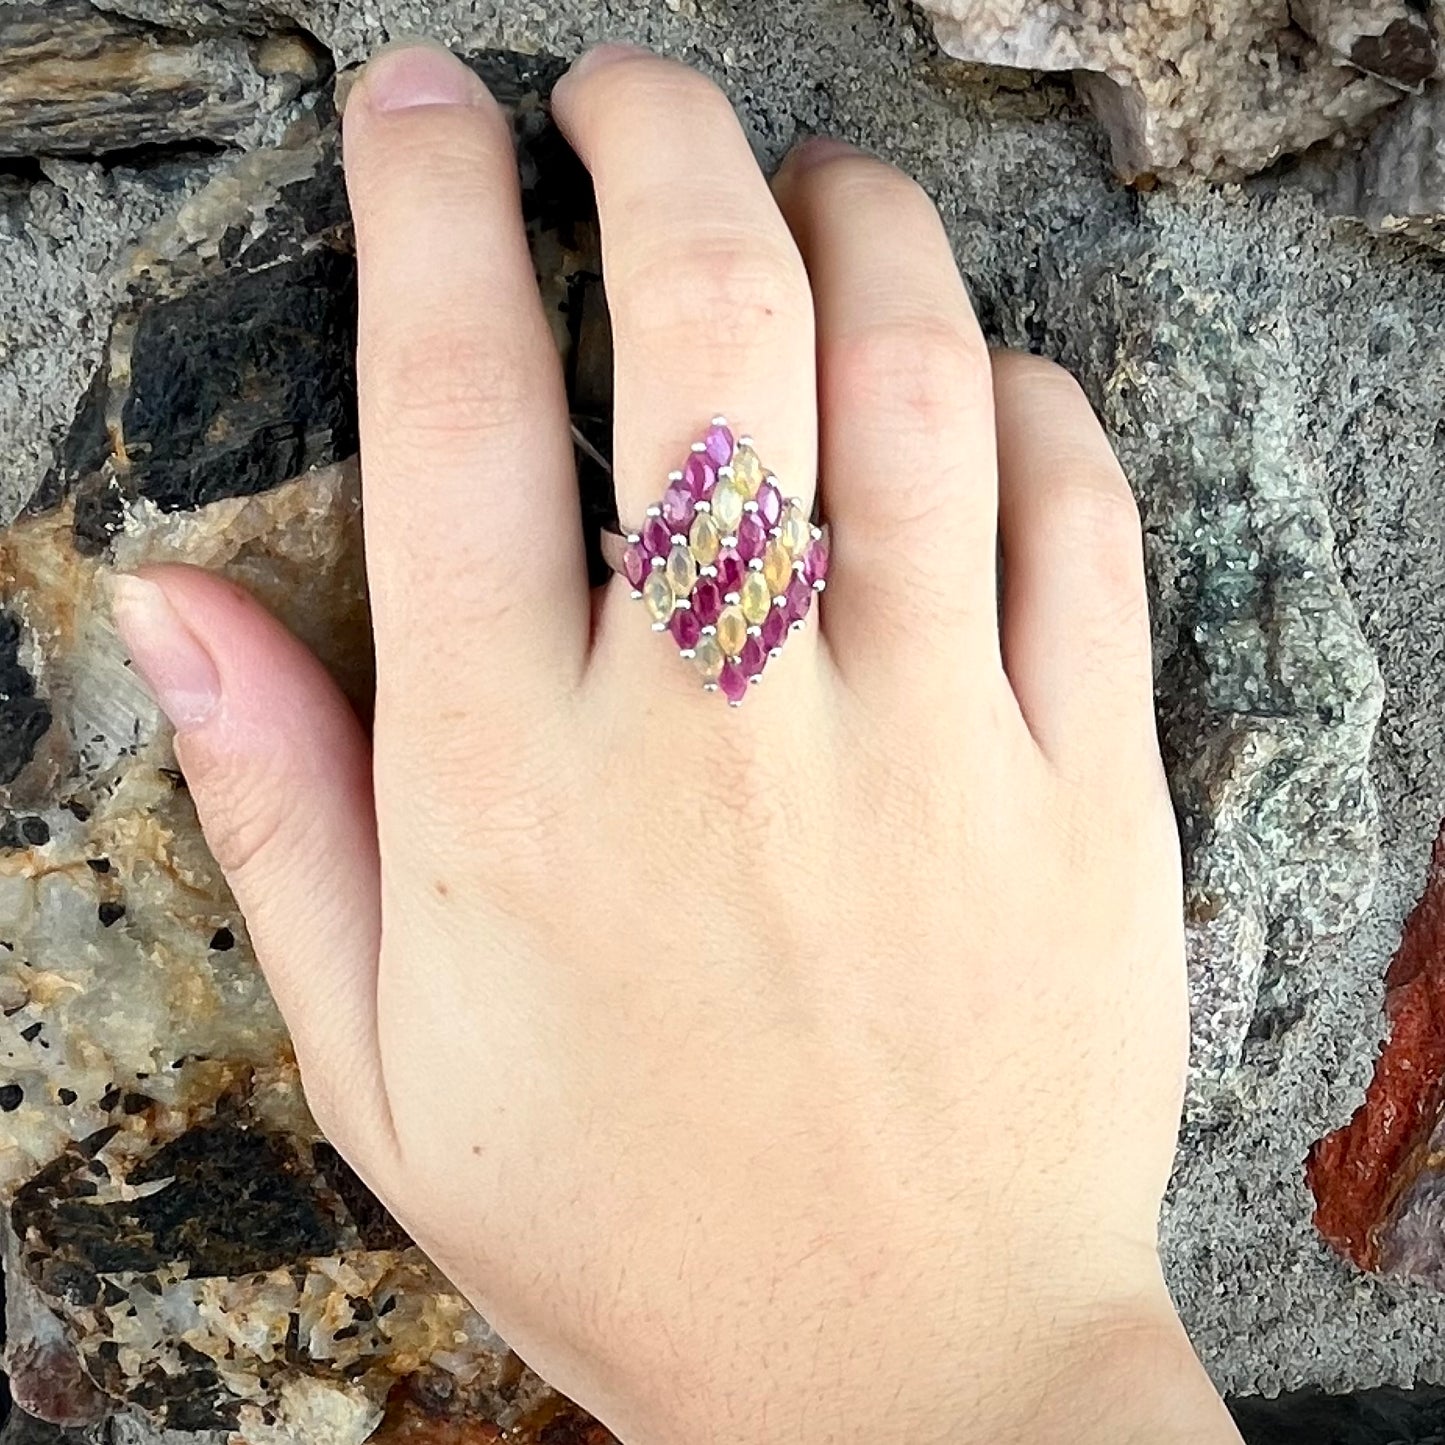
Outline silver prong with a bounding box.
[810,524,823,540]
[629,589,643,600]
[652,621,669,633]
[768,647,784,659]
[746,625,762,638]
[701,624,717,636]
[679,648,697,660]
[694,499,711,514]
[650,555,666,570]
[749,673,763,686]
[625,531,641,545]
[738,435,755,449]
[728,697,744,708]
[721,535,738,549]
[814,579,827,593]
[671,533,688,546]
[646,503,663,517]
[702,682,719,693]
[747,558,764,571]
[667,470,684,483]
[690,441,707,454]
[700,564,718,578]
[676,597,693,610]
[718,465,735,482]
[710,414,728,427]
[724,592,741,604]
[772,594,788,609]
[789,619,806,633]
[742,499,759,514]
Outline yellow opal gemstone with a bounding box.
[665,542,698,596]
[781,505,811,557]
[689,511,721,566]
[716,604,748,657]
[711,476,748,534]
[732,445,764,496]
[740,570,772,625]
[762,538,793,594]
[642,571,675,624]
[693,634,724,682]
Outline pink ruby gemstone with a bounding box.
[804,534,830,586]
[691,578,723,625]
[705,424,734,467]
[670,607,702,651]
[622,542,647,589]
[740,636,767,678]
[761,607,787,652]
[785,575,813,623]
[662,483,694,532]
[642,516,672,557]
[682,452,716,501]
[719,662,749,704]
[755,480,783,529]
[716,550,745,596]
[736,513,767,562]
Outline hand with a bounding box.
[109,41,1241,1445]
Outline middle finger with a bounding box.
[552,49,820,701]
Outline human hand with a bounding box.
[109,41,1241,1445]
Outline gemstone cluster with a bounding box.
[621,418,829,705]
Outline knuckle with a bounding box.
[612,232,809,344]
[361,323,534,450]
[991,350,1089,409]
[186,754,294,881]
[831,315,990,432]
[814,151,942,227]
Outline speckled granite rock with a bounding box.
[920,0,1438,180]
[1340,78,1445,248]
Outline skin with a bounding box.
[109,41,1245,1445]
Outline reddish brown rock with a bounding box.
[1308,820,1445,1270]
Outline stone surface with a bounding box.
[0,2,329,159]
[5,0,1445,1429]
[1339,78,1445,249]
[920,0,1440,180]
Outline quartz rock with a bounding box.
[922,0,1438,180]
[0,2,329,159]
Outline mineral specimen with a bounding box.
[0,1,328,159]
[922,0,1440,180]
[1309,817,1445,1283]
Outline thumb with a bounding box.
[108,563,397,1171]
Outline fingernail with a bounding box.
[360,40,484,112]
[565,41,650,82]
[784,136,860,173]
[108,574,221,731]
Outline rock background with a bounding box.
[3,0,1445,1440]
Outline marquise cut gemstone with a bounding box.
[693,634,725,682]
[740,635,767,678]
[732,445,763,495]
[622,542,647,590]
[691,578,723,626]
[663,483,695,532]
[784,574,813,623]
[643,572,676,623]
[740,571,772,626]
[755,479,782,529]
[736,513,767,562]
[666,543,698,596]
[716,604,748,657]
[719,661,749,704]
[716,550,745,596]
[712,475,748,534]
[762,539,793,594]
[690,511,722,565]
[761,607,787,652]
[642,516,673,557]
[683,452,716,501]
[780,505,811,557]
[670,606,702,651]
[705,424,734,467]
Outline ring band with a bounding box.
[601,418,829,705]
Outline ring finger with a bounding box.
[551,48,820,710]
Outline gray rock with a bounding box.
[1341,78,1445,249]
